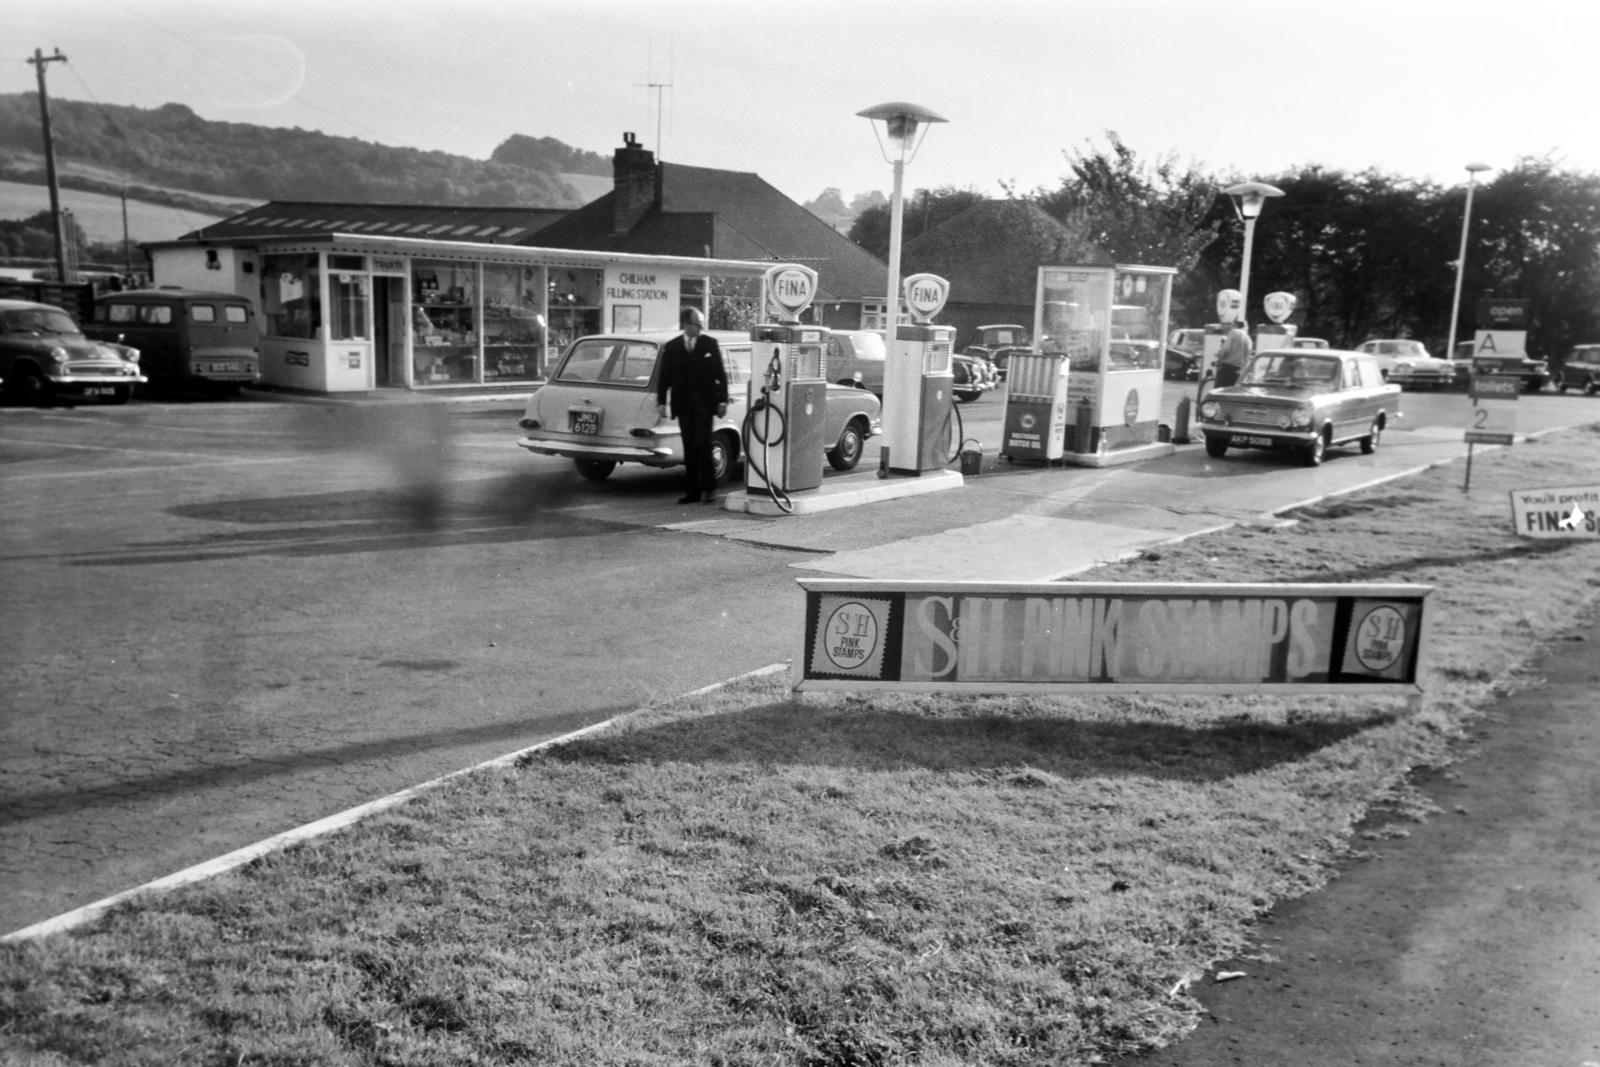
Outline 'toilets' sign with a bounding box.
[798,580,1430,694]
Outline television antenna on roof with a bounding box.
[635,37,673,159]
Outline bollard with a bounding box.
[1173,396,1192,444]
[1073,397,1094,453]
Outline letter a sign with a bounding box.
[764,264,818,322]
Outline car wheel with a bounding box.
[1524,378,1544,394]
[955,390,982,403]
[1585,378,1597,397]
[709,431,737,482]
[1557,380,1568,394]
[1303,429,1328,467]
[13,365,51,407]
[827,418,866,471]
[574,459,616,481]
[1203,433,1230,458]
[1360,418,1381,454]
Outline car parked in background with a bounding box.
[1555,344,1600,395]
[1354,338,1455,389]
[1196,349,1401,467]
[1163,345,1200,380]
[516,330,883,482]
[1290,336,1330,349]
[963,324,1030,379]
[951,351,998,402]
[825,329,886,396]
[84,288,260,396]
[0,299,146,407]
[1168,327,1205,355]
[1453,341,1549,393]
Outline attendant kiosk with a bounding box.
[744,264,829,502]
[882,273,956,475]
[1032,264,1176,466]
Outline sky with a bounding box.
[7,0,1599,210]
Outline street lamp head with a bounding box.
[1465,162,1492,174]
[857,101,948,161]
[1223,180,1286,220]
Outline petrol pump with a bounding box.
[1198,289,1243,392]
[743,264,829,505]
[1255,291,1299,352]
[882,273,955,475]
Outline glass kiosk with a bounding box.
[1030,264,1176,466]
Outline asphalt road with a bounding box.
[2,382,1595,934]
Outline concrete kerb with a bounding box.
[1,662,790,943]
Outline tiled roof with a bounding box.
[530,163,887,301]
[903,200,1109,306]
[171,202,568,244]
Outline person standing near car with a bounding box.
[1214,321,1253,388]
[656,307,727,504]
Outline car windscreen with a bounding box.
[848,333,887,359]
[1241,354,1341,389]
[1376,341,1423,355]
[985,329,1023,345]
[3,308,80,336]
[554,339,659,386]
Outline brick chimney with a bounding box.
[612,132,658,236]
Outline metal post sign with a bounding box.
[1465,373,1518,445]
[797,580,1430,695]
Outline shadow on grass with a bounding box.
[538,702,1390,783]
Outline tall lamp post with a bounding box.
[856,102,948,332]
[1446,162,1492,363]
[1222,181,1285,326]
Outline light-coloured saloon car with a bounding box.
[1354,338,1454,389]
[517,330,882,482]
[1197,349,1401,466]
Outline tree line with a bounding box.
[845,135,1600,360]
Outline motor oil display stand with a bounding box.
[723,264,963,517]
[1000,264,1176,467]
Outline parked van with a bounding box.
[85,289,260,394]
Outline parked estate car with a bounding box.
[1556,344,1600,395]
[84,288,260,395]
[1197,349,1402,467]
[826,329,886,396]
[1163,345,1200,380]
[516,330,882,482]
[951,351,998,402]
[1353,339,1455,389]
[1168,327,1205,355]
[1453,341,1549,393]
[964,324,1031,378]
[0,299,146,407]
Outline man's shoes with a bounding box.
[677,494,701,504]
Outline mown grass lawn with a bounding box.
[4,427,1598,1066]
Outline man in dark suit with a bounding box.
[655,307,728,504]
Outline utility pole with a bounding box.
[28,47,70,284]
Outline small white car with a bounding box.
[516,330,883,482]
[1354,339,1455,389]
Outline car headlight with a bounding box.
[1199,400,1219,419]
[123,347,140,364]
[1288,407,1313,429]
[48,346,69,365]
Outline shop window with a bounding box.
[547,269,603,357]
[331,272,369,341]
[482,263,546,383]
[262,253,321,339]
[329,254,366,271]
[413,260,479,384]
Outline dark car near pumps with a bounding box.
[1197,349,1402,466]
[84,288,261,395]
[0,299,146,407]
[964,324,1031,378]
[1453,341,1549,393]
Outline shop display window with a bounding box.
[413,260,479,384]
[330,271,369,341]
[1108,269,1163,372]
[547,269,603,358]
[262,253,321,339]
[481,264,546,383]
[1039,269,1111,372]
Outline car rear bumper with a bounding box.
[518,436,676,465]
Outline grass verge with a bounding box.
[3,427,1599,1066]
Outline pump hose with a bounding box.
[742,395,794,514]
